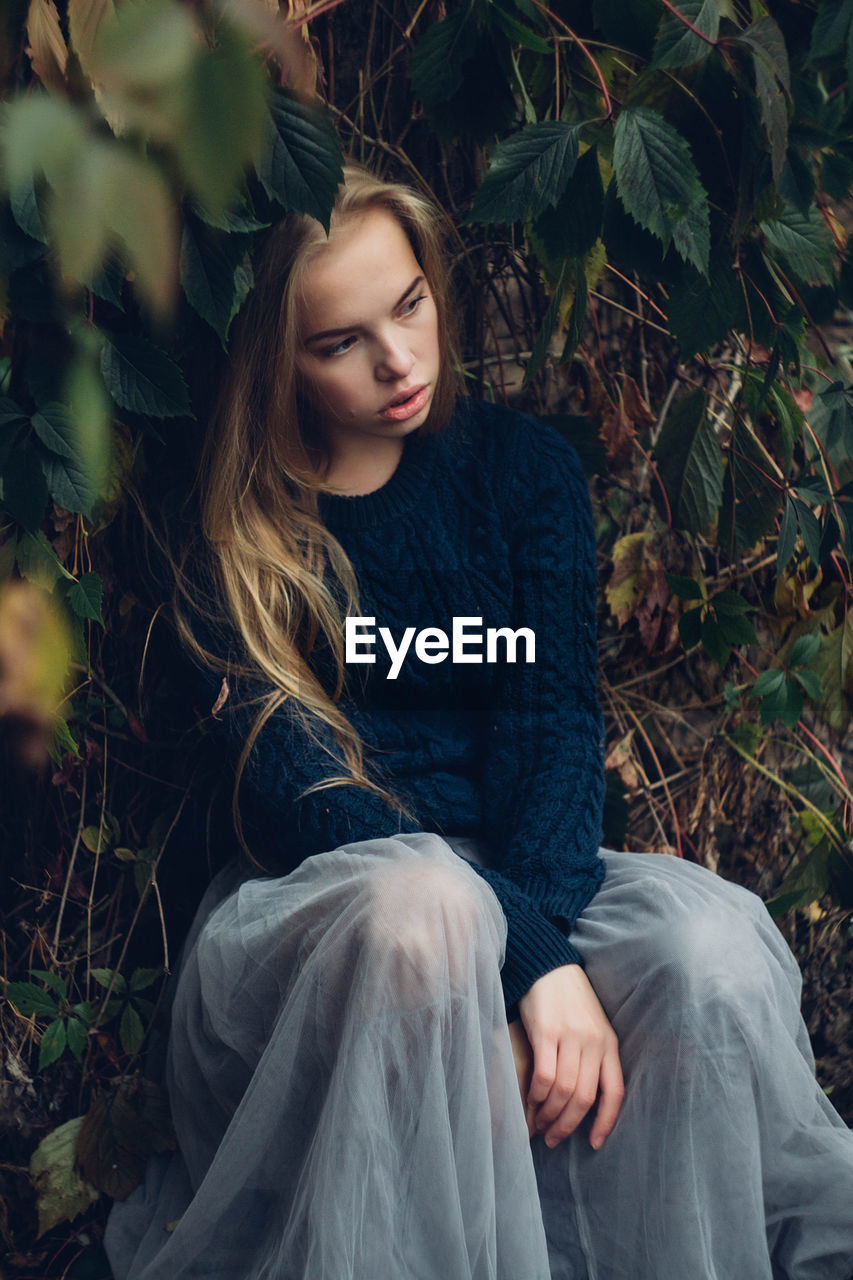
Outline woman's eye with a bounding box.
[401,293,427,316]
[324,336,357,357]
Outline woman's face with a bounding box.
[294,206,441,469]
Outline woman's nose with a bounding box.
[375,332,415,380]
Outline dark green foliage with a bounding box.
[258,91,344,231]
[3,3,853,1271]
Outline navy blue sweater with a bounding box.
[192,397,606,1012]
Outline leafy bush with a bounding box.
[1,0,852,1273]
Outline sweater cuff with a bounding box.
[499,905,583,1017]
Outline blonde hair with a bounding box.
[174,162,465,862]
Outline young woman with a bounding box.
[105,164,853,1280]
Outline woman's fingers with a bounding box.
[588,1041,625,1151]
[526,1032,558,1107]
[518,964,625,1151]
[531,1040,579,1130]
[507,1019,537,1137]
[541,1051,600,1147]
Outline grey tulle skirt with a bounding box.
[104,833,853,1279]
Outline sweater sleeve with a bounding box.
[183,635,423,872]
[467,413,606,1004]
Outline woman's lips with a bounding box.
[380,385,429,421]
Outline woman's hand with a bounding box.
[516,964,624,1151]
[507,1017,538,1138]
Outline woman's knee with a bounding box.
[358,850,503,1004]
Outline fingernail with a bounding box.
[545,1134,559,1148]
[590,1136,603,1151]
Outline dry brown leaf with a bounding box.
[221,0,320,98]
[67,0,116,81]
[605,531,678,652]
[621,375,655,433]
[24,0,68,92]
[604,730,641,794]
[588,371,636,471]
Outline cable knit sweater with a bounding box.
[190,397,606,1013]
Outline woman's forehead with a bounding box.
[297,208,421,327]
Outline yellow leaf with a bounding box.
[605,532,653,627]
[67,0,116,80]
[25,0,68,93]
[0,581,72,769]
[30,1117,99,1237]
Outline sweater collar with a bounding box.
[317,417,448,532]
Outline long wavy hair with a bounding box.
[173,162,465,858]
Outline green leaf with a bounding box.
[2,93,87,197]
[39,1017,67,1070]
[191,194,269,234]
[753,668,785,697]
[129,967,162,993]
[29,1117,99,1237]
[0,435,49,531]
[652,389,723,534]
[809,618,853,732]
[31,404,77,459]
[560,260,588,368]
[762,206,835,287]
[718,419,783,557]
[678,605,703,649]
[71,1000,93,1025]
[409,7,479,108]
[28,969,67,1000]
[180,218,253,347]
[793,668,823,701]
[711,590,752,615]
[778,679,804,729]
[790,632,821,667]
[613,107,710,275]
[40,445,98,517]
[666,243,741,356]
[15,529,72,590]
[169,19,269,220]
[523,260,569,386]
[792,496,822,567]
[490,2,551,53]
[664,572,703,600]
[736,19,791,184]
[813,381,853,451]
[66,1017,88,1061]
[700,614,731,667]
[759,674,793,723]
[809,0,853,60]
[119,1004,145,1054]
[10,175,48,243]
[64,572,104,625]
[3,980,59,1019]
[738,17,790,92]
[777,495,797,572]
[258,92,344,233]
[532,146,604,262]
[90,968,127,995]
[51,718,79,767]
[467,122,580,225]
[651,0,720,70]
[100,335,192,419]
[716,611,758,647]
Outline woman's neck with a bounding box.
[319,437,406,496]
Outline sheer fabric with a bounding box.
[105,835,853,1279]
